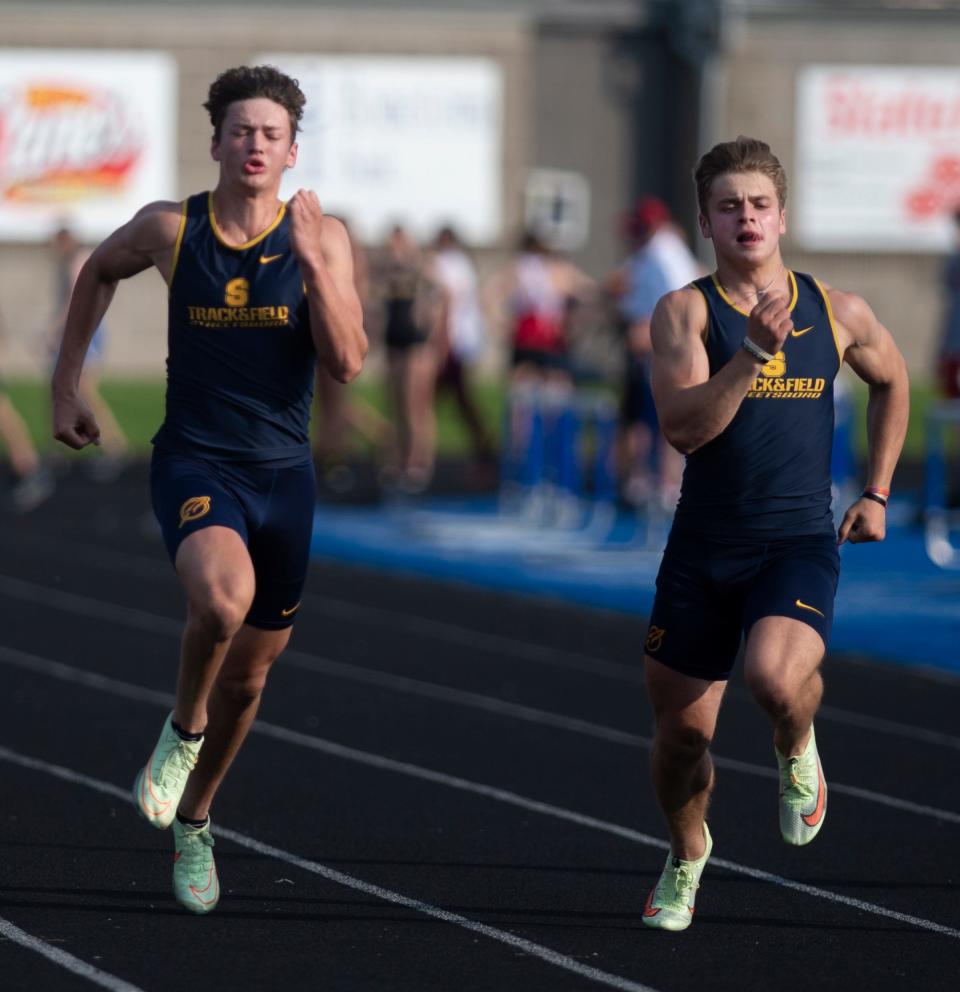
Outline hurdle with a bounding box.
[498,382,669,551]
[923,399,960,569]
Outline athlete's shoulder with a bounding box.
[654,282,708,324]
[816,279,875,327]
[87,199,186,282]
[125,199,187,248]
[319,213,351,251]
[812,278,884,353]
[651,283,709,349]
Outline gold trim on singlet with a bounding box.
[168,199,189,293]
[206,191,286,250]
[813,276,844,367]
[691,280,711,344]
[710,269,799,317]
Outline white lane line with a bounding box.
[3,542,960,747]
[814,703,960,752]
[0,915,145,992]
[0,540,640,682]
[2,604,959,830]
[1,652,959,941]
[0,746,657,992]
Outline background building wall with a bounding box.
[3,1,958,378]
[716,7,960,375]
[0,3,534,375]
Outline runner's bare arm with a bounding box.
[51,201,182,449]
[650,287,791,453]
[828,287,910,545]
[287,190,367,383]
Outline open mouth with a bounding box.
[737,232,761,245]
[243,159,266,175]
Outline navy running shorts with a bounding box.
[150,447,316,630]
[644,528,840,681]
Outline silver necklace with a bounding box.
[719,266,784,308]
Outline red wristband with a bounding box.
[863,486,890,498]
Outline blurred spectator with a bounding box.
[49,226,129,479]
[312,218,391,494]
[0,308,54,512]
[485,230,594,387]
[608,197,701,507]
[428,226,496,475]
[379,224,442,493]
[938,208,960,400]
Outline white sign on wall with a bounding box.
[524,169,591,252]
[258,55,503,246]
[0,50,176,243]
[796,65,960,252]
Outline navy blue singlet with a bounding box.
[152,192,316,467]
[672,271,842,539]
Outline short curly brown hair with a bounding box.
[694,135,787,215]
[204,65,306,141]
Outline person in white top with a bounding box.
[429,226,495,470]
[609,197,702,507]
[486,230,594,386]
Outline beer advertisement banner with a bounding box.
[0,50,176,242]
[796,65,960,252]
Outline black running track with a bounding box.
[1,464,958,992]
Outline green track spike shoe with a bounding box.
[172,817,220,914]
[642,823,713,932]
[776,725,827,846]
[132,713,203,829]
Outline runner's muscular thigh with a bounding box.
[175,526,256,615]
[644,654,727,739]
[742,616,825,696]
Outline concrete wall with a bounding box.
[715,9,960,375]
[4,2,953,379]
[532,25,644,275]
[0,3,533,375]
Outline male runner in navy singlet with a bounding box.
[640,137,909,931]
[51,66,367,914]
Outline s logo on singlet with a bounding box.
[761,351,787,378]
[645,625,666,653]
[224,278,249,307]
[179,496,212,528]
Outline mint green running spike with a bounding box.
[642,823,713,932]
[172,818,220,915]
[776,724,827,846]
[132,712,203,830]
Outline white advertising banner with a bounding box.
[258,55,503,245]
[0,50,176,243]
[796,65,960,252]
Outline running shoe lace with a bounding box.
[781,755,815,809]
[180,828,214,868]
[160,740,199,789]
[664,863,697,908]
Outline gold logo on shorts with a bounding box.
[179,496,212,528]
[280,601,301,618]
[645,625,666,653]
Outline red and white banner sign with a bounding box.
[796,66,960,252]
[0,50,176,242]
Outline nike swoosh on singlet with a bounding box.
[260,253,284,264]
[790,325,814,337]
[795,599,825,618]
